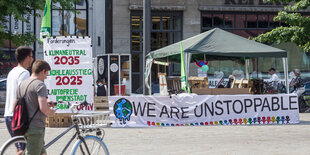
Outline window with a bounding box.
[51,0,88,36]
[201,12,281,38]
[130,11,183,93]
[0,12,35,76]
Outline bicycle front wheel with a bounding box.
[0,136,26,155]
[71,135,109,155]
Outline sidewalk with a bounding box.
[1,114,310,155]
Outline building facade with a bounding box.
[1,0,309,93]
[113,0,310,93]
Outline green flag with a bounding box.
[180,42,189,93]
[40,0,51,42]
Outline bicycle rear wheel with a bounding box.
[0,136,26,155]
[71,135,109,155]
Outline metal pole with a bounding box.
[283,57,289,94]
[245,58,249,79]
[143,0,151,95]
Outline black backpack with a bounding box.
[12,79,39,136]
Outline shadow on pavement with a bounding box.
[298,120,310,125]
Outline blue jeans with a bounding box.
[5,116,26,151]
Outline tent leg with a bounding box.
[185,53,191,92]
[149,67,152,95]
[283,57,289,94]
[245,58,249,79]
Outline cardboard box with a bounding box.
[191,88,212,95]
[192,88,250,95]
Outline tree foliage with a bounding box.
[0,0,76,52]
[253,0,310,52]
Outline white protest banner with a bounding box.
[44,36,94,113]
[109,94,299,127]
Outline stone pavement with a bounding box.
[1,114,310,155]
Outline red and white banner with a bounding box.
[44,36,94,113]
[109,94,299,127]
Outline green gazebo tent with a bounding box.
[145,28,288,94]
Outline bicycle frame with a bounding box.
[1,101,100,155]
[41,102,93,155]
[43,117,93,155]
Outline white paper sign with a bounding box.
[109,94,299,127]
[44,36,94,113]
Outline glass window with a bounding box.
[63,11,75,36]
[76,11,87,36]
[162,16,171,30]
[132,53,140,73]
[151,32,170,51]
[0,11,35,76]
[258,14,268,28]
[202,14,212,28]
[246,14,257,28]
[51,1,88,36]
[131,16,140,30]
[131,74,140,92]
[52,10,63,36]
[173,32,182,43]
[213,14,224,27]
[151,32,161,51]
[173,16,181,30]
[152,16,161,30]
[131,32,141,51]
[224,14,234,28]
[235,14,246,28]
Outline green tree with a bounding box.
[0,0,76,56]
[253,0,310,52]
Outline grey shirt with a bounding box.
[17,77,48,128]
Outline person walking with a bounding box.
[4,46,34,153]
[17,60,56,155]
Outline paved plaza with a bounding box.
[0,113,310,155]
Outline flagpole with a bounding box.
[143,0,151,95]
[180,42,189,93]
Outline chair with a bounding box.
[166,76,181,93]
[231,78,249,88]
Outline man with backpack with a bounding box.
[4,46,34,153]
[16,60,56,155]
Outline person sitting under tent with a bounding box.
[268,68,280,91]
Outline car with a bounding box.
[0,78,6,115]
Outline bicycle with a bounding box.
[0,101,110,155]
